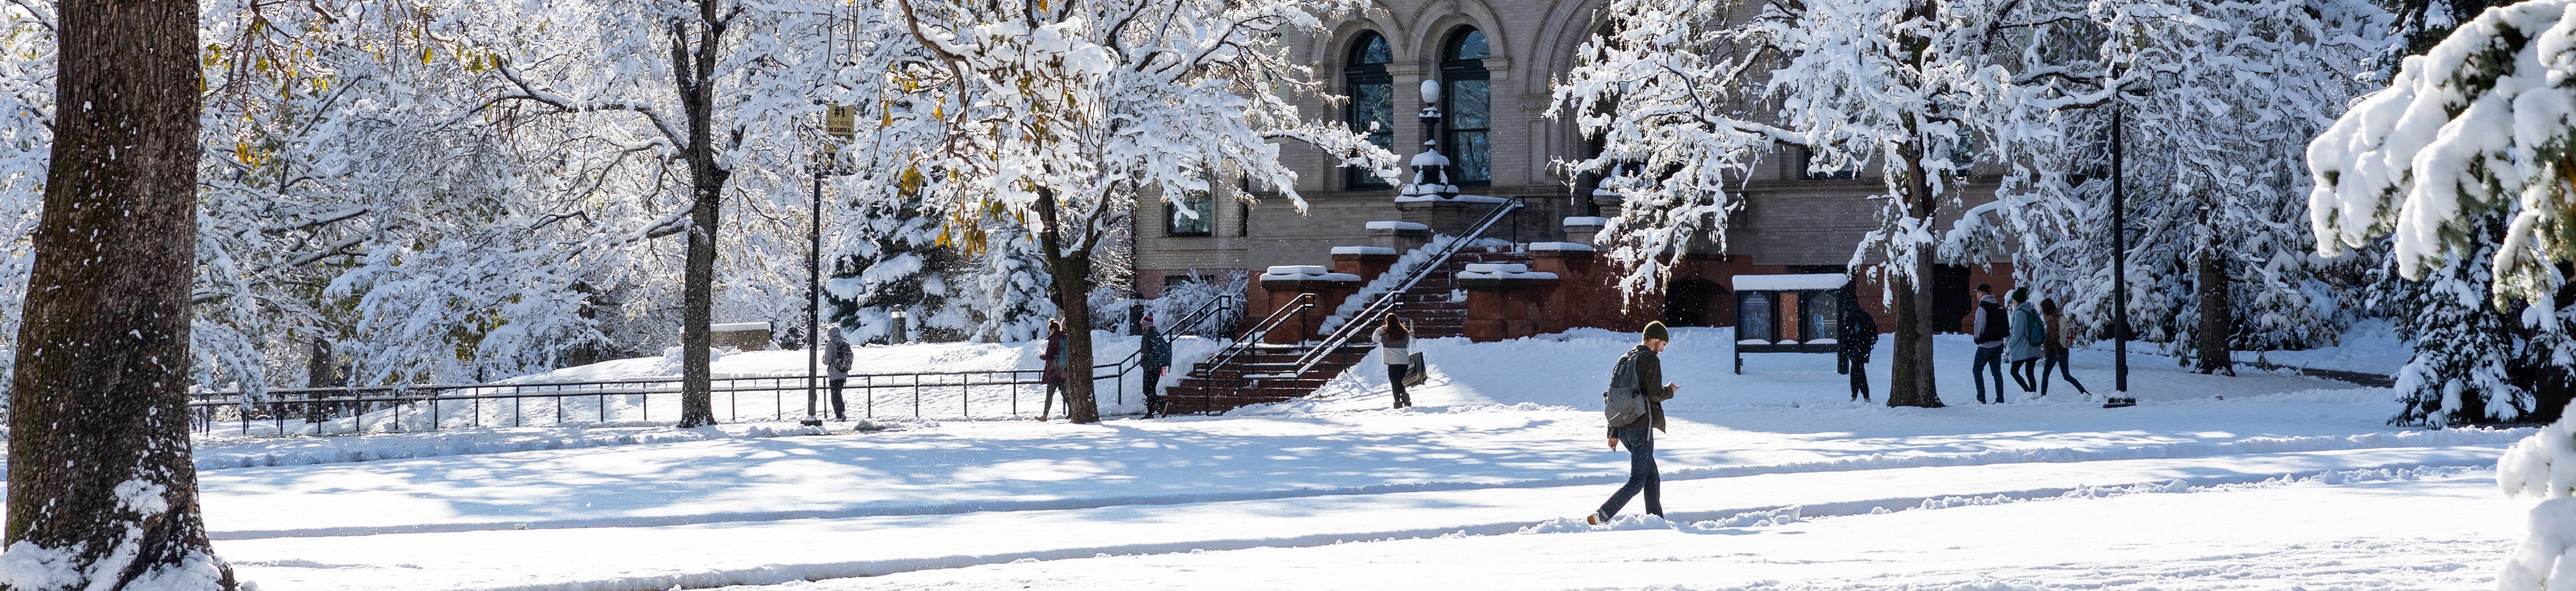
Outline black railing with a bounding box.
[1287,197,1524,376]
[190,362,1132,437]
[1190,292,1316,382]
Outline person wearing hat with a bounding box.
[1969,283,2008,403]
[1591,321,1680,525]
[1139,314,1172,418]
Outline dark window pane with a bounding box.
[1449,30,1487,60]
[1356,83,1393,147]
[1449,131,1489,183]
[1169,189,1213,236]
[1357,35,1391,65]
[1448,79,1488,129]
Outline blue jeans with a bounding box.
[1972,346,2005,402]
[1597,427,1662,519]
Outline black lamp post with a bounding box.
[804,104,858,426]
[1401,80,1457,200]
[2107,106,2135,408]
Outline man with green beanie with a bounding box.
[1591,321,1679,524]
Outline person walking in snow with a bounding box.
[2038,298,2091,399]
[1970,283,2009,403]
[1591,321,1679,525]
[2006,287,2043,396]
[1838,289,1878,403]
[825,328,853,422]
[1140,315,1172,418]
[1373,313,1414,408]
[1040,320,1067,420]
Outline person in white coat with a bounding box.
[1372,314,1413,408]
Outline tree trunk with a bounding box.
[673,6,729,428]
[2193,245,2234,376]
[1034,186,1101,423]
[5,0,236,587]
[1884,142,1944,408]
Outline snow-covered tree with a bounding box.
[0,1,52,406]
[2496,409,2576,589]
[1556,0,2044,407]
[467,0,861,426]
[3,0,236,586]
[2308,0,2576,425]
[1953,0,2390,375]
[873,0,1397,423]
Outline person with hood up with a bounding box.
[1838,289,1879,402]
[825,328,853,422]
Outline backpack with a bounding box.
[1603,349,1647,427]
[1975,301,2008,343]
[2018,308,2046,347]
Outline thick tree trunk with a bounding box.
[1034,186,1101,423]
[673,6,729,428]
[2194,245,2234,376]
[4,0,236,587]
[1884,143,1944,408]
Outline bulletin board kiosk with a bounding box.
[1730,274,1850,374]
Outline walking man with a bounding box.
[1838,289,1878,402]
[1970,283,2008,403]
[1590,321,1679,525]
[825,328,853,422]
[1140,315,1172,418]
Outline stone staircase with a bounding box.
[1163,244,1534,413]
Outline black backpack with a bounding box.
[1976,300,2008,343]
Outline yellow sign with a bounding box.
[825,104,858,139]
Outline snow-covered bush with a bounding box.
[2498,409,2576,588]
[1143,271,1248,338]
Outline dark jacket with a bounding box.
[825,337,853,379]
[1972,296,2006,346]
[1839,295,1879,362]
[1612,344,1673,436]
[2044,313,2070,356]
[1040,329,1067,384]
[1141,326,1171,370]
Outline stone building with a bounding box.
[1132,0,2015,343]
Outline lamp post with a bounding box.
[2106,106,2135,408]
[1400,79,1457,200]
[803,104,858,426]
[890,306,908,343]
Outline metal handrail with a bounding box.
[1192,292,1316,380]
[1286,198,1525,376]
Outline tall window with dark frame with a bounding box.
[1167,173,1216,236]
[1346,33,1395,189]
[1441,28,1492,186]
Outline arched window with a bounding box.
[1346,33,1395,189]
[1441,28,1492,186]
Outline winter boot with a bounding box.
[1586,511,1608,526]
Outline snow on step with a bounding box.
[1562,216,1610,227]
[1260,265,1359,282]
[1459,263,1557,280]
[1732,273,1851,291]
[1364,220,1429,230]
[1527,241,1595,252]
[1331,245,1398,256]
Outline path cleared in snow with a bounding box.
[157,327,2529,590]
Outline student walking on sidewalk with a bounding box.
[1373,314,1414,408]
[1590,321,1679,525]
[2038,299,2091,399]
[1969,283,2008,403]
[1040,320,1067,420]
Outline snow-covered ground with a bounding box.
[129,327,2538,590]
